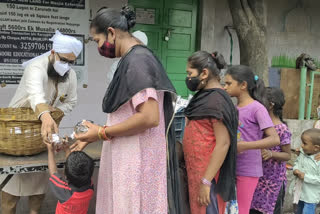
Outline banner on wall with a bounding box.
[0,0,89,87]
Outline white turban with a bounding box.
[51,30,83,57]
[22,30,83,68]
[132,31,148,46]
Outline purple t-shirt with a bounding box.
[237,101,274,177]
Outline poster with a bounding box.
[0,0,89,87]
[136,8,155,25]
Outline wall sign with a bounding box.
[0,0,89,86]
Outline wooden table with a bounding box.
[0,142,102,190]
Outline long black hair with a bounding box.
[226,65,268,108]
[266,87,286,124]
[90,5,136,34]
[188,51,226,79]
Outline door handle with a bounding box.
[164,28,175,41]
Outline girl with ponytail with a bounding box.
[184,51,238,214]
[224,65,280,214]
[251,87,292,214]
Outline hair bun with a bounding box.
[121,6,136,30]
[212,51,227,69]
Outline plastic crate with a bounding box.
[174,111,186,143]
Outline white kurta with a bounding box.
[1,55,77,196]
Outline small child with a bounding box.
[46,141,94,214]
[291,128,320,214]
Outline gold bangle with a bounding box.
[102,126,113,141]
[98,127,103,140]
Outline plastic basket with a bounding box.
[0,108,63,156]
[174,111,186,143]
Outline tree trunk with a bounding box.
[227,0,269,83]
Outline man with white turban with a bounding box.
[1,30,83,214]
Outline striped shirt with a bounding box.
[49,173,94,214]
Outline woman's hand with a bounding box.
[198,184,211,207]
[74,121,100,143]
[70,140,90,152]
[261,149,273,161]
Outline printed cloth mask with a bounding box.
[98,41,116,58]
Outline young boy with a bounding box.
[292,128,320,214]
[46,142,94,214]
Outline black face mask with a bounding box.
[185,76,201,91]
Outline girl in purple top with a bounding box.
[250,87,291,214]
[224,65,280,214]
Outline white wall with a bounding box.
[0,0,128,133]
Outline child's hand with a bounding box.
[62,136,71,157]
[237,141,247,153]
[315,153,320,161]
[293,169,305,180]
[45,141,55,153]
[261,149,273,160]
[294,148,301,156]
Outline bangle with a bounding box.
[97,127,103,140]
[101,126,113,141]
[269,150,273,158]
[201,178,212,187]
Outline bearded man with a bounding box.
[1,30,83,214]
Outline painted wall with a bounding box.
[201,0,320,67]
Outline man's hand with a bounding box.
[40,112,58,143]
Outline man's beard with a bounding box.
[47,59,69,83]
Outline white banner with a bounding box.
[0,0,89,87]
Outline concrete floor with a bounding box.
[1,168,319,214]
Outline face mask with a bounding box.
[98,41,116,58]
[53,61,70,76]
[185,76,201,91]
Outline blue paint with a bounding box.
[269,67,281,88]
